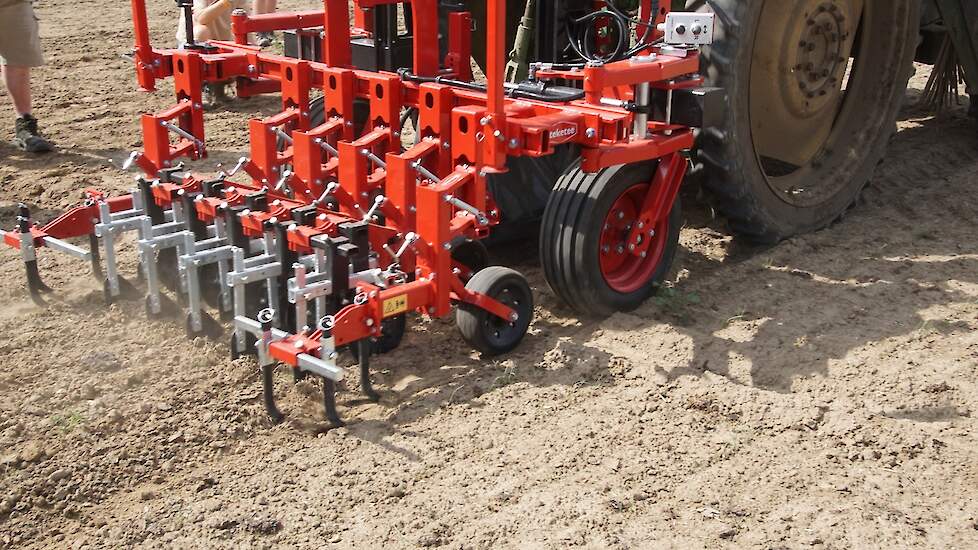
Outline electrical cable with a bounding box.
[566,0,661,63]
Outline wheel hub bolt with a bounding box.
[616,245,625,254]
[617,211,625,220]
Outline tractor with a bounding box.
[465,0,978,243]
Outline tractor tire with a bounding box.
[540,160,682,317]
[686,0,919,242]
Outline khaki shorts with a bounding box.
[0,2,45,67]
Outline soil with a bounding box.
[1,1,978,549]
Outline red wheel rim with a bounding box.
[598,183,669,294]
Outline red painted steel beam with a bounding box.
[322,0,352,67]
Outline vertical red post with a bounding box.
[323,0,352,67]
[485,0,504,120]
[338,141,369,208]
[291,131,324,198]
[249,120,279,185]
[130,0,156,91]
[416,181,454,316]
[411,0,441,76]
[141,114,169,172]
[446,11,472,81]
[483,0,507,170]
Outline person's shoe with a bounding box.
[14,114,53,153]
[257,32,274,48]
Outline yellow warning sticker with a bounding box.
[382,295,409,317]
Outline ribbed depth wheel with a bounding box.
[541,161,682,316]
[599,183,670,294]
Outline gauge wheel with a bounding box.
[540,160,682,316]
[456,266,533,356]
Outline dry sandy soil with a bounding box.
[1,1,978,549]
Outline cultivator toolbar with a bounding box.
[3,0,717,425]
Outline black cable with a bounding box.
[566,10,627,63]
[565,0,661,63]
[605,0,659,56]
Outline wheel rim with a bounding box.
[598,183,669,294]
[749,0,873,206]
[482,284,529,347]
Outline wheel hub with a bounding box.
[598,183,667,294]
[790,1,850,116]
[749,0,865,203]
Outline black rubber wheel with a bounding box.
[540,160,682,316]
[686,0,919,242]
[456,266,533,356]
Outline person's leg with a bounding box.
[2,65,32,117]
[0,3,51,153]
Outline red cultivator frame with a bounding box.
[2,0,717,424]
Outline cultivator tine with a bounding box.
[258,310,285,423]
[262,363,284,423]
[318,319,344,427]
[88,233,102,280]
[16,205,52,306]
[356,339,380,402]
[94,193,147,304]
[322,378,344,427]
[24,261,51,306]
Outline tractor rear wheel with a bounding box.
[540,161,682,316]
[687,0,919,242]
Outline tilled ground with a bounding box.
[1,2,978,549]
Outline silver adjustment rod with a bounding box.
[362,194,386,222]
[445,195,490,226]
[218,156,249,179]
